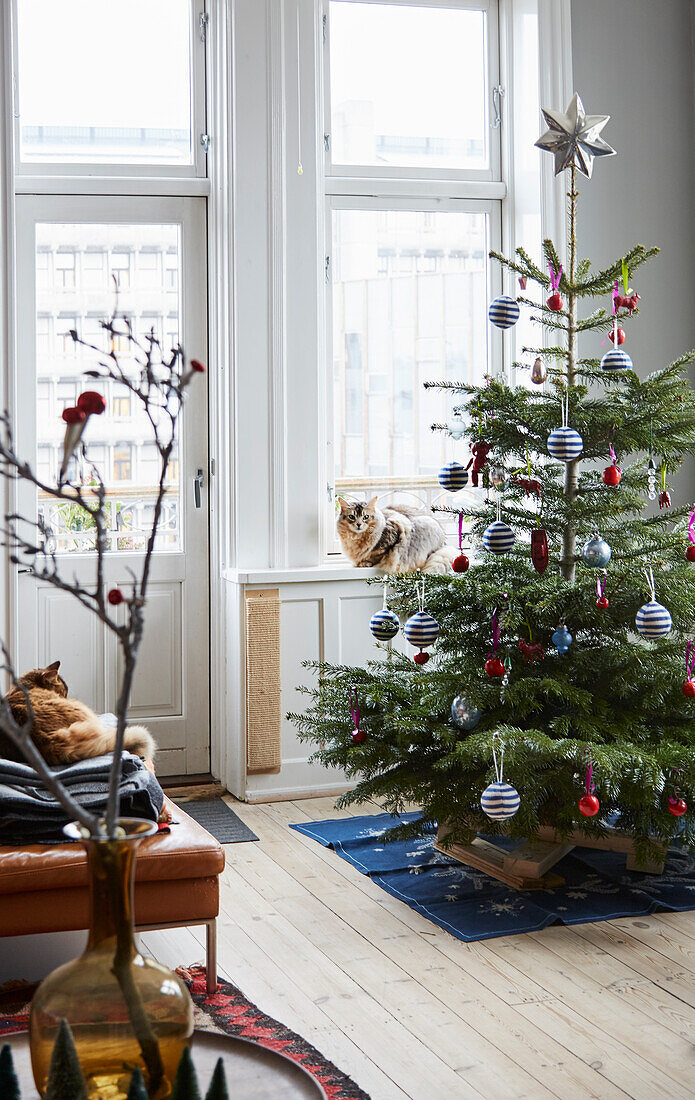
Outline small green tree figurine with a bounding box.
[44,1020,88,1100]
[0,1043,21,1100]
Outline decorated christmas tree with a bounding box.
[290,95,695,857]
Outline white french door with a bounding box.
[14,194,210,775]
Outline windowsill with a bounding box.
[223,564,382,585]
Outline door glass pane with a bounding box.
[329,2,488,170]
[17,0,194,166]
[35,222,183,553]
[332,206,487,507]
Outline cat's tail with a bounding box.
[122,725,157,761]
[421,546,456,575]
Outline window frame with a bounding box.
[11,0,208,181]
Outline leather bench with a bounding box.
[0,796,225,993]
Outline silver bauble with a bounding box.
[491,466,507,489]
[451,696,481,731]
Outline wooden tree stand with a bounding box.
[435,820,668,891]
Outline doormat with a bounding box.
[174,798,259,843]
[0,969,371,1100]
[290,811,695,943]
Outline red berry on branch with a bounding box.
[607,327,626,345]
[602,465,621,486]
[61,406,87,425]
[484,656,505,677]
[413,651,430,665]
[687,546,695,562]
[668,796,687,817]
[547,293,563,312]
[351,728,367,744]
[77,391,106,415]
[578,794,600,817]
[452,554,469,573]
[191,359,206,373]
[683,680,695,697]
[107,588,125,606]
[596,596,609,609]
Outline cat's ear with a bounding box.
[46,660,61,673]
[337,497,349,514]
[367,496,378,511]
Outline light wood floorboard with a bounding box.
[143,795,695,1100]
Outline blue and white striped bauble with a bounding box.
[601,349,633,372]
[370,608,400,641]
[547,426,583,462]
[483,520,515,554]
[635,600,672,639]
[480,781,521,821]
[438,462,469,492]
[404,610,439,649]
[488,296,520,330]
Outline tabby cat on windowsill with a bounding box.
[337,497,454,574]
[0,661,156,766]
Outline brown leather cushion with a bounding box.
[0,797,225,896]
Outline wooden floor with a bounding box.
[141,796,695,1100]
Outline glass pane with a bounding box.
[332,206,487,502]
[35,222,182,553]
[330,2,488,170]
[17,0,193,166]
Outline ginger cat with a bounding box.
[1,661,156,766]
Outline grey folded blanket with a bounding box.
[0,753,164,844]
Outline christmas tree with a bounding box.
[290,95,695,856]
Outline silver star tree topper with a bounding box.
[535,93,616,178]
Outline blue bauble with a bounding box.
[488,296,520,329]
[582,536,612,568]
[601,349,633,372]
[483,520,515,554]
[552,625,573,654]
[438,461,469,492]
[635,600,672,639]
[404,610,439,649]
[451,696,481,731]
[480,781,520,820]
[547,427,583,462]
[370,608,400,641]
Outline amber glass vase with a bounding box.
[29,819,193,1099]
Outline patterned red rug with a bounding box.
[0,966,370,1100]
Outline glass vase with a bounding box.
[29,819,193,1099]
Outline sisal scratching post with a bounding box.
[245,590,282,775]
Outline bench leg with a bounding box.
[205,918,218,995]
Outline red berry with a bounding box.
[61,406,87,425]
[351,729,367,744]
[413,651,430,665]
[602,465,621,486]
[547,293,563,311]
[77,390,106,415]
[191,359,206,373]
[452,554,469,573]
[485,656,505,677]
[107,588,124,606]
[578,794,600,817]
[668,796,687,817]
[687,546,695,562]
[596,596,609,609]
[607,327,626,345]
[683,680,695,697]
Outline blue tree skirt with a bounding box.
[290,812,695,942]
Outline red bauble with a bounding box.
[578,794,600,817]
[413,651,430,665]
[668,796,687,817]
[485,656,505,677]
[531,528,549,575]
[452,553,469,573]
[596,596,609,609]
[687,545,695,562]
[351,728,367,744]
[602,465,621,486]
[547,293,563,311]
[683,680,695,697]
[607,327,626,345]
[107,588,124,606]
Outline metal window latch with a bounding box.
[324,133,330,153]
[199,11,209,43]
[325,255,331,283]
[322,13,327,44]
[200,133,211,154]
[193,468,205,508]
[491,85,504,129]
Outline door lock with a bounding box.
[193,468,205,508]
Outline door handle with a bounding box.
[193,468,205,509]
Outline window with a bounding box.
[324,0,502,545]
[55,251,76,289]
[82,251,107,290]
[113,392,132,419]
[113,445,133,482]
